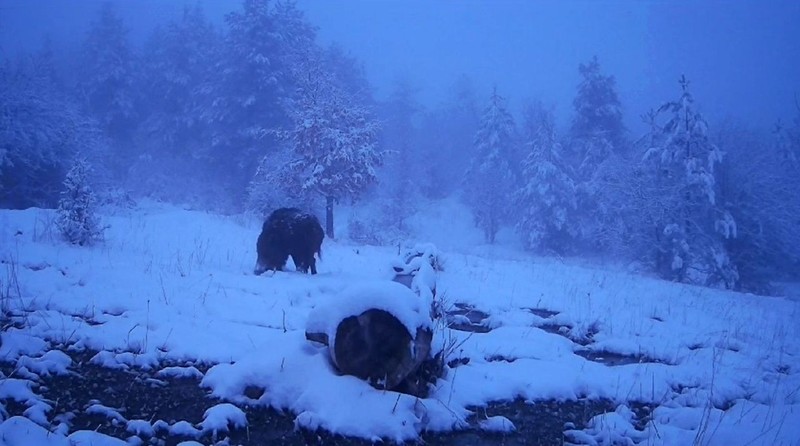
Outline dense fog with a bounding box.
[1,0,799,292]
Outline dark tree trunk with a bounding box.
[325,195,335,239]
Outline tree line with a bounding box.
[1,0,798,292]
[381,58,800,293]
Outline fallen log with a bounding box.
[306,281,435,396]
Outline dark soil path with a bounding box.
[0,347,651,445]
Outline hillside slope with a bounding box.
[1,202,798,445]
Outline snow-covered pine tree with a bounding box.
[272,0,318,70]
[788,96,800,164]
[380,77,421,231]
[515,103,577,253]
[570,55,625,149]
[206,0,319,201]
[566,56,630,254]
[139,4,218,150]
[279,57,382,239]
[1,53,103,209]
[642,76,738,288]
[712,123,799,292]
[56,157,104,246]
[464,87,517,244]
[77,2,137,141]
[128,5,224,207]
[423,76,481,199]
[323,44,373,105]
[772,120,798,164]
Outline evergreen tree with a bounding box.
[129,5,223,206]
[717,122,800,291]
[641,76,737,288]
[77,2,137,140]
[568,57,629,253]
[272,0,318,70]
[789,97,800,162]
[515,102,577,253]
[209,0,317,200]
[32,37,63,88]
[570,55,625,148]
[772,119,798,164]
[323,44,373,105]
[419,75,480,198]
[464,87,517,243]
[1,55,103,209]
[56,157,104,246]
[380,77,421,231]
[572,142,631,254]
[139,5,219,151]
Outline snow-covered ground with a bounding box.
[1,200,799,445]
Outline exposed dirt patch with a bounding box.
[485,354,517,363]
[574,349,666,367]
[525,308,559,319]
[534,322,598,346]
[0,345,656,445]
[446,303,491,333]
[422,398,651,446]
[536,323,572,337]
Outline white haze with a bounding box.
[1,0,799,131]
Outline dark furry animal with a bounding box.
[254,208,324,275]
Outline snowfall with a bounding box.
[1,197,799,445]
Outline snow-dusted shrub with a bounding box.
[344,199,408,247]
[96,186,136,210]
[56,158,104,246]
[398,243,445,272]
[347,216,381,245]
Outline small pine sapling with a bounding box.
[56,157,104,246]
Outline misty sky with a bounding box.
[2,0,798,134]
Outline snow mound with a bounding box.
[126,419,155,437]
[478,415,516,433]
[86,403,126,423]
[306,280,432,349]
[156,366,204,379]
[0,416,70,446]
[168,420,201,438]
[200,403,247,435]
[68,431,128,446]
[16,350,72,376]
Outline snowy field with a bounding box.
[1,200,799,445]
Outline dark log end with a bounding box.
[305,331,329,346]
[333,309,414,390]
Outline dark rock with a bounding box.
[244,385,266,400]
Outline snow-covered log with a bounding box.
[306,281,434,396]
